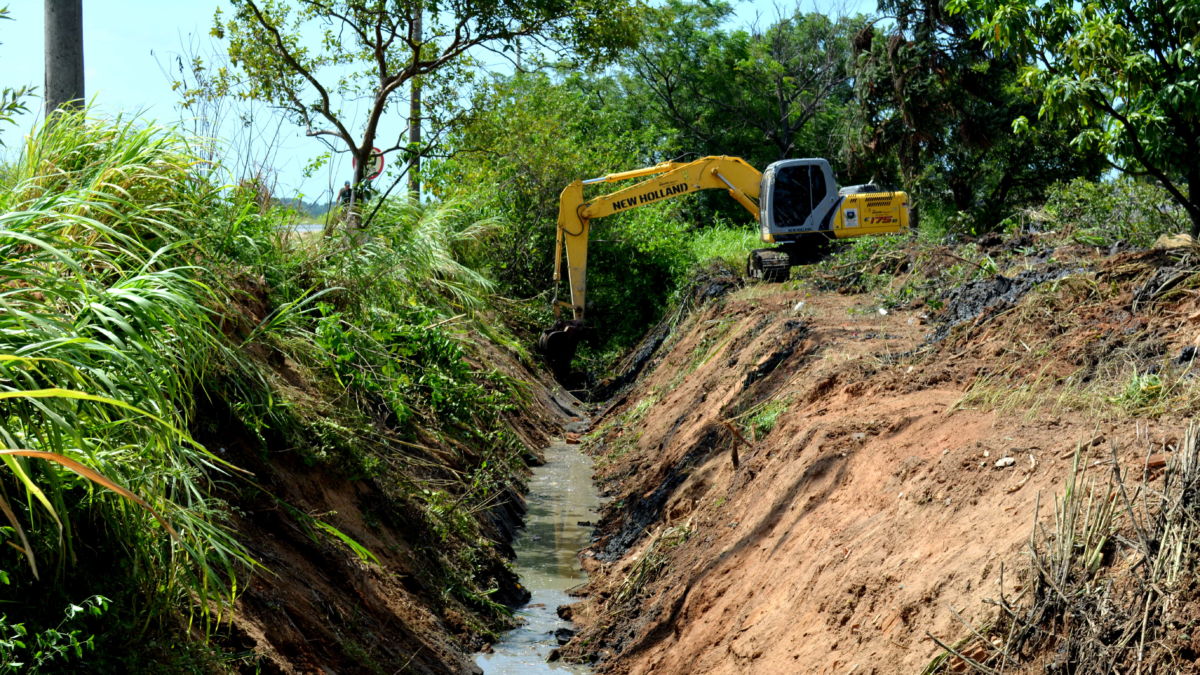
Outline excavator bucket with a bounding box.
[538,319,584,378]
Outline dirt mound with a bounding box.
[556,243,1200,673]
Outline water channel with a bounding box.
[476,436,601,674]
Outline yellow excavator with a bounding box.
[538,155,910,371]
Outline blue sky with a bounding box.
[0,0,873,203]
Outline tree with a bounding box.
[430,71,661,295]
[43,0,83,115]
[211,0,641,208]
[629,1,858,169]
[407,2,422,196]
[851,0,1103,229]
[961,0,1200,235]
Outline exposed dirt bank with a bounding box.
[195,325,582,673]
[559,243,1200,673]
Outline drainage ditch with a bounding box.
[476,423,600,674]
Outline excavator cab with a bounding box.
[760,160,838,233]
[747,159,910,281]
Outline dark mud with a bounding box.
[742,319,809,388]
[599,427,722,561]
[932,266,1076,341]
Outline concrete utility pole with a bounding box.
[44,0,84,115]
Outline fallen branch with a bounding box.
[720,420,753,468]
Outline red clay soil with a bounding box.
[561,247,1200,674]
[193,317,579,673]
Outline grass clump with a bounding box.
[613,523,692,607]
[928,425,1200,672]
[745,399,787,439]
[688,223,759,271]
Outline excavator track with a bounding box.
[747,248,791,283]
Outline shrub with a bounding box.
[1043,178,1187,248]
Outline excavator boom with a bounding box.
[540,156,762,375]
[552,156,761,321]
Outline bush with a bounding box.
[1043,178,1187,248]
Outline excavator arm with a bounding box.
[552,155,761,321]
[540,156,762,373]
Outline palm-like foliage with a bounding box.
[322,197,498,315]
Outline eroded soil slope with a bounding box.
[195,315,582,673]
[562,245,1200,673]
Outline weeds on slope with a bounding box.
[797,230,1008,316]
[0,111,255,667]
[927,424,1200,673]
[0,110,533,668]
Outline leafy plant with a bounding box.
[745,399,787,439]
[0,595,109,674]
[0,6,33,146]
[1043,178,1187,249]
[0,112,254,639]
[1110,372,1164,412]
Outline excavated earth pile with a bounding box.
[557,241,1200,673]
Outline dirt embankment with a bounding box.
[560,244,1200,673]
[196,297,582,674]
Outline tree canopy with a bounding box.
[851,0,1104,229]
[959,0,1200,233]
[628,0,858,169]
[210,0,643,193]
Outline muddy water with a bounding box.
[476,438,600,674]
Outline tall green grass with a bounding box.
[687,224,759,270]
[0,112,258,665]
[0,107,536,669]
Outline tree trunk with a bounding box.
[44,0,84,115]
[1189,165,1200,239]
[408,4,423,198]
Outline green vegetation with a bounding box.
[0,115,254,654]
[853,0,1106,231]
[1042,178,1189,249]
[2,0,1199,668]
[965,0,1200,234]
[0,110,531,669]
